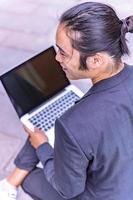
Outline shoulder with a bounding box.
[59,90,112,126]
[57,93,107,140]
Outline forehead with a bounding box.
[56,24,73,52]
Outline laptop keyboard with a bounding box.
[29,91,80,132]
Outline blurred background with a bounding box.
[0,0,133,199]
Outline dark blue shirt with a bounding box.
[37,64,133,200]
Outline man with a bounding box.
[0,2,133,200]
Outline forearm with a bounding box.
[36,119,88,199]
[36,143,57,188]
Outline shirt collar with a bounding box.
[77,63,132,102]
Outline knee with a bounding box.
[21,168,42,196]
[22,179,39,200]
[21,174,31,195]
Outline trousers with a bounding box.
[14,138,65,200]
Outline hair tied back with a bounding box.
[121,16,133,34]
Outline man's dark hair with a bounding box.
[60,2,133,70]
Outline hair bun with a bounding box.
[122,16,133,33]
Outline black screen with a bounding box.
[0,46,69,117]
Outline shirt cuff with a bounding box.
[36,143,54,164]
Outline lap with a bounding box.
[22,167,64,200]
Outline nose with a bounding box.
[55,51,62,63]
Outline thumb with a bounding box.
[23,124,34,135]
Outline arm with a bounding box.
[36,119,89,199]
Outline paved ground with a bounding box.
[0,0,133,199]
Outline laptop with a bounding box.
[0,46,84,147]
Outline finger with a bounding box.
[29,137,33,146]
[23,124,34,135]
[34,127,44,133]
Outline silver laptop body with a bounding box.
[0,46,84,147]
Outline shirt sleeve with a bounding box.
[36,118,89,199]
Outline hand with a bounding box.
[23,125,49,149]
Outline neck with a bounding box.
[92,62,125,85]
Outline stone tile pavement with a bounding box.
[0,0,133,199]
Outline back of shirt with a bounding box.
[59,64,133,200]
[37,64,133,200]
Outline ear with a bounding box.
[86,53,104,70]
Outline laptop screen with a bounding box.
[0,46,69,117]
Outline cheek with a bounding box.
[68,63,79,73]
[66,65,74,72]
